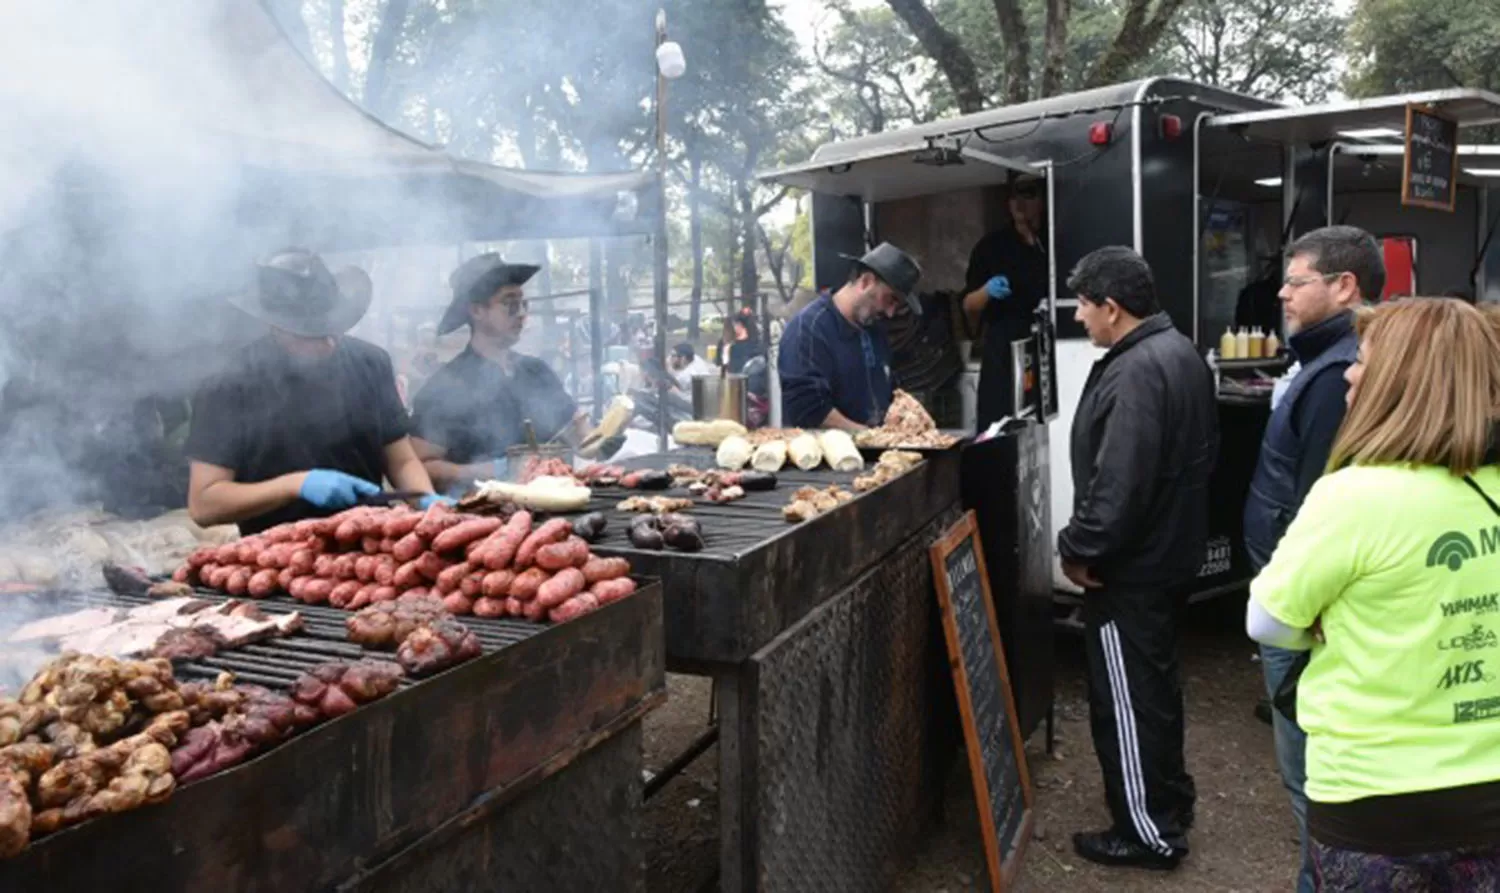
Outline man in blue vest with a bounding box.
[1243,225,1384,893]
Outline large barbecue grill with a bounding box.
[1,582,665,892]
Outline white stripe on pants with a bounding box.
[1101,621,1173,855]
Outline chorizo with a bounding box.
[481,570,516,600]
[313,554,337,578]
[288,576,311,601]
[460,572,484,599]
[374,555,399,587]
[362,536,384,555]
[370,586,397,603]
[392,533,425,563]
[328,581,362,609]
[403,586,431,600]
[535,536,590,572]
[186,547,216,569]
[392,560,424,591]
[507,567,549,602]
[293,519,324,540]
[414,504,459,540]
[172,565,193,585]
[522,598,547,622]
[214,543,240,565]
[382,509,422,539]
[515,518,572,569]
[347,585,376,611]
[277,568,297,592]
[535,568,586,610]
[225,567,251,596]
[205,565,233,590]
[247,569,279,598]
[353,555,376,583]
[549,592,600,623]
[472,597,506,618]
[414,551,448,582]
[235,539,264,565]
[581,557,631,585]
[443,593,475,616]
[435,561,472,594]
[590,577,638,606]
[301,578,334,604]
[431,517,504,555]
[504,597,525,617]
[264,524,298,545]
[480,511,533,570]
[331,554,358,581]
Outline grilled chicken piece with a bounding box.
[0,770,31,857]
[0,701,56,747]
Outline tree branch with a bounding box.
[990,0,1032,102]
[1040,0,1072,98]
[884,0,988,113]
[1086,0,1190,88]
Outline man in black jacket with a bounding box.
[1058,247,1217,870]
[1241,225,1382,893]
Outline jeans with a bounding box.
[1261,644,1314,893]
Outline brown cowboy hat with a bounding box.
[229,249,372,337]
[438,252,541,335]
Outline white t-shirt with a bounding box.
[672,357,717,391]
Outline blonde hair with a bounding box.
[1329,298,1500,475]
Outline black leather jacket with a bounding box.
[1058,314,1219,586]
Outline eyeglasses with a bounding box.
[1283,272,1345,289]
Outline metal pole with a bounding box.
[653,10,671,451]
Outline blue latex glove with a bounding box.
[419,493,456,510]
[986,275,1012,301]
[298,469,380,509]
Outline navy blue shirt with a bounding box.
[777,296,894,428]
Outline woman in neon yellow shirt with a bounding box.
[1248,298,1500,891]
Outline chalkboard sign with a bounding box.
[931,511,1034,893]
[1402,104,1458,212]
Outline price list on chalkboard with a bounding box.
[932,512,1033,892]
[1403,104,1458,212]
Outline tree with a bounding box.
[1345,0,1500,96]
[811,4,936,135]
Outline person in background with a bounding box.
[963,171,1049,429]
[1248,298,1500,891]
[410,253,589,492]
[668,342,716,391]
[1241,225,1383,893]
[778,242,922,431]
[185,249,441,535]
[1058,246,1216,871]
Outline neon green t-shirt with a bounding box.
[1252,463,1500,805]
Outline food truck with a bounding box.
[760,77,1500,612]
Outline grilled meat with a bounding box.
[346,597,447,650]
[152,628,219,661]
[9,609,123,645]
[0,770,29,858]
[396,619,481,677]
[291,660,403,720]
[617,496,694,514]
[145,580,195,599]
[101,562,152,597]
[178,678,245,727]
[0,701,56,748]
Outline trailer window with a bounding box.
[1380,236,1417,301]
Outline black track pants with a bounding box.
[1082,585,1195,856]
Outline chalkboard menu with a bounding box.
[1402,104,1458,212]
[931,512,1034,893]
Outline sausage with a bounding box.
[301,578,334,604]
[481,570,516,599]
[247,569,279,598]
[264,524,298,545]
[581,557,631,584]
[549,592,600,623]
[403,586,432,600]
[523,598,548,622]
[435,561,472,594]
[204,566,232,590]
[277,568,297,592]
[627,521,664,550]
[362,536,384,555]
[414,504,459,540]
[480,511,533,570]
[225,568,251,596]
[515,518,572,569]
[288,548,316,576]
[590,577,638,606]
[414,551,448,582]
[293,519,324,540]
[442,593,475,615]
[460,573,484,599]
[347,585,376,611]
[329,580,362,609]
[214,544,239,565]
[334,517,367,545]
[382,510,422,539]
[288,576,310,601]
[374,556,398,586]
[254,544,284,569]
[535,536,591,572]
[331,554,358,581]
[313,554,337,578]
[392,533,425,563]
[504,597,525,617]
[472,597,507,618]
[392,560,424,590]
[354,555,377,583]
[431,517,504,555]
[571,512,608,543]
[536,568,586,609]
[235,539,264,565]
[508,567,549,601]
[186,547,216,569]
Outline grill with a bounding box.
[1,582,666,893]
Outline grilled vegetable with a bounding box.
[571,512,609,542]
[738,471,778,491]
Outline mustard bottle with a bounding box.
[1219,327,1236,360]
[1248,327,1265,359]
[1265,331,1281,357]
[1234,327,1250,359]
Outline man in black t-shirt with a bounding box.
[186,250,441,535]
[963,172,1049,429]
[411,254,591,491]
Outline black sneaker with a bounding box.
[1071,830,1183,871]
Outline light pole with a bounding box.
[653,11,685,450]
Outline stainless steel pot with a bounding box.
[691,373,748,424]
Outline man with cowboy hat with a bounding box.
[185,248,441,534]
[778,241,922,431]
[411,252,599,491]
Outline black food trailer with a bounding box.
[759,79,1500,623]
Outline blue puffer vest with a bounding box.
[1243,312,1358,571]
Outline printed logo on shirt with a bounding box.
[1437,659,1493,690]
[1438,625,1500,653]
[1454,696,1500,724]
[1428,531,1479,571]
[1441,593,1500,618]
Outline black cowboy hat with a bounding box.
[229,249,372,338]
[438,252,541,335]
[841,242,924,315]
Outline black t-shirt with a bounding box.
[410,348,577,465]
[185,336,410,534]
[965,227,1049,427]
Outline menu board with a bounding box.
[1402,104,1458,212]
[930,512,1034,892]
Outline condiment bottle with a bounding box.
[1234,327,1250,359]
[1219,327,1237,360]
[1265,331,1280,357]
[1248,327,1265,359]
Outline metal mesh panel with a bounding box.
[750,508,961,892]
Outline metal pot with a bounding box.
[691,373,747,424]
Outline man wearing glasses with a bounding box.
[1243,225,1384,893]
[411,253,586,490]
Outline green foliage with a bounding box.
[1346,0,1500,96]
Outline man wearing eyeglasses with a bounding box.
[1243,225,1384,893]
[411,253,587,491]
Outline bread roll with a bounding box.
[751,440,788,473]
[787,433,823,470]
[716,435,753,470]
[817,430,863,472]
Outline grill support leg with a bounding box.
[716,671,751,893]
